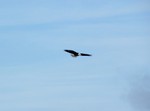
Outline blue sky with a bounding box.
[0,0,150,111]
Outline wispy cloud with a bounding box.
[0,0,149,26]
[128,71,150,111]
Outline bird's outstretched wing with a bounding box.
[80,53,92,56]
[64,50,78,55]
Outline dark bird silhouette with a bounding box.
[64,49,92,57]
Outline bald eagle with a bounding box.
[64,49,92,57]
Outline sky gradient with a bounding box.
[0,0,150,111]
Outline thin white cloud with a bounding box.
[0,0,149,26]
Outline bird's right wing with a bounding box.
[80,53,92,56]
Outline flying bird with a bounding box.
[64,49,92,57]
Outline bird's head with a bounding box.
[71,54,78,57]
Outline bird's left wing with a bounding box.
[64,50,78,55]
